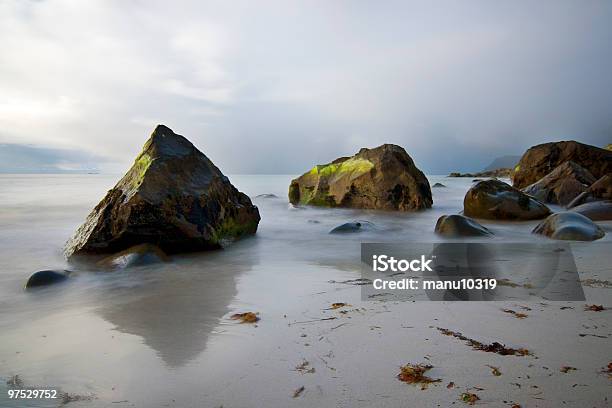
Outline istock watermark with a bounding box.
[360,243,592,302]
[372,254,434,272]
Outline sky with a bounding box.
[1,0,611,174]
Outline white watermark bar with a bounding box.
[361,243,591,301]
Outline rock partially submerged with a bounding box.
[96,244,169,270]
[432,183,446,188]
[65,125,260,259]
[569,201,612,221]
[522,161,596,206]
[329,221,375,234]
[513,141,612,188]
[25,270,71,289]
[289,144,432,211]
[434,215,492,237]
[567,174,612,208]
[532,212,605,241]
[463,179,550,220]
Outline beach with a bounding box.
[0,174,610,407]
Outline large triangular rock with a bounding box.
[65,125,260,259]
[288,144,432,211]
[522,161,596,206]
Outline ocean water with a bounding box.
[0,174,610,408]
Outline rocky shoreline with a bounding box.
[23,129,612,288]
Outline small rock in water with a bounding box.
[25,270,71,289]
[532,212,605,241]
[569,200,612,221]
[96,244,168,270]
[329,221,375,234]
[254,193,278,199]
[434,214,493,237]
[432,183,446,188]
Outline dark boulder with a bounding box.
[434,214,493,237]
[463,179,550,220]
[329,221,376,234]
[432,183,446,188]
[512,141,612,189]
[96,244,169,270]
[254,194,278,199]
[289,144,432,211]
[25,270,70,289]
[569,201,612,221]
[532,212,605,241]
[522,161,596,206]
[65,125,260,259]
[567,174,612,208]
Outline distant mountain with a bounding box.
[0,144,103,173]
[482,155,521,171]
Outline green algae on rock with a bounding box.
[288,144,432,211]
[64,125,260,259]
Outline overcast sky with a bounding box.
[1,0,611,174]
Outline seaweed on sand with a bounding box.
[230,312,260,323]
[437,327,531,356]
[397,363,441,390]
[460,392,480,405]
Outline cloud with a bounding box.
[0,143,106,173]
[1,0,611,174]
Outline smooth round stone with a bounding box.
[25,270,70,289]
[532,212,605,241]
[329,221,375,234]
[435,214,493,237]
[464,179,550,220]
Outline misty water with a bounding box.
[0,174,610,408]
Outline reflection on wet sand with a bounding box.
[96,243,259,368]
